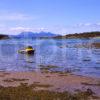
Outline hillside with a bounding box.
[12,31,58,39]
[54,32,100,39]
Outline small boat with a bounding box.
[18,46,35,54]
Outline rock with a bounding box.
[0,34,9,40]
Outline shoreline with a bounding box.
[0,71,100,97]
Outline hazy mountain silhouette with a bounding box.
[12,31,58,38]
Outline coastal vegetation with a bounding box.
[54,31,100,39]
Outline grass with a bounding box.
[0,83,98,100]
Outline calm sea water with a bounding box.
[0,38,100,77]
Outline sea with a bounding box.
[0,37,100,78]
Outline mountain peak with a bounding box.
[12,31,58,38]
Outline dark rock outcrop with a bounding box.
[0,34,9,40]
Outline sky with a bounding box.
[0,0,100,35]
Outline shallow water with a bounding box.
[0,38,100,77]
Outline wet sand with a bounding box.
[0,71,100,97]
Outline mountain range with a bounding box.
[11,31,58,39]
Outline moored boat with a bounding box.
[18,46,35,54]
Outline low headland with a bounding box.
[0,34,9,40]
[53,31,100,39]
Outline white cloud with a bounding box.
[0,24,5,28]
[12,23,99,34]
[9,27,48,34]
[10,27,32,31]
[96,23,100,25]
[74,22,100,27]
[1,22,100,35]
[74,23,91,27]
[0,13,35,21]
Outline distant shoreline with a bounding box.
[0,31,100,40]
[53,31,100,39]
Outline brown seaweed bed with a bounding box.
[0,83,99,100]
[0,71,100,100]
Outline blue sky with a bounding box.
[0,0,100,35]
